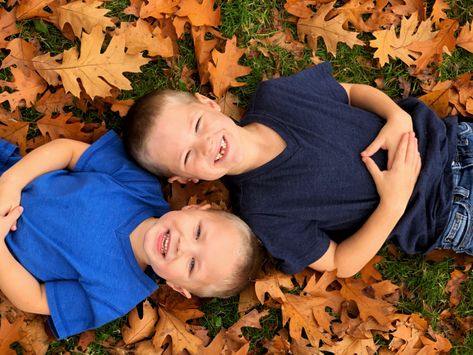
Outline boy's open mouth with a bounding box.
[160,231,170,257]
[214,136,227,162]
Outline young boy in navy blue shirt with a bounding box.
[123,62,468,279]
[0,131,263,339]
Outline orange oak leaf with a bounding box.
[114,19,174,57]
[37,112,106,142]
[297,1,363,55]
[34,88,74,114]
[431,0,450,25]
[0,67,47,109]
[320,335,378,355]
[330,0,375,32]
[122,300,159,344]
[359,255,384,283]
[110,98,134,117]
[282,293,333,349]
[254,268,294,303]
[0,113,29,155]
[48,25,150,98]
[409,18,458,72]
[152,308,203,354]
[76,330,96,352]
[446,269,468,306]
[217,92,245,121]
[176,0,221,27]
[55,0,115,38]
[364,0,399,32]
[370,13,435,67]
[391,0,426,20]
[0,316,24,355]
[1,38,39,76]
[339,278,397,325]
[208,35,251,98]
[192,26,219,85]
[419,86,451,117]
[139,0,180,20]
[124,0,143,17]
[16,0,54,20]
[457,23,473,53]
[32,52,63,86]
[18,317,50,355]
[226,309,269,346]
[238,283,260,314]
[284,0,317,18]
[0,8,18,47]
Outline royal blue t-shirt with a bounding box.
[2,131,170,339]
[225,62,457,274]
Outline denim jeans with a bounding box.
[438,122,473,255]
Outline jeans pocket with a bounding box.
[440,200,473,253]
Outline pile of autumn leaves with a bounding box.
[0,0,473,353]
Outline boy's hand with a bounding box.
[0,206,23,239]
[0,178,22,231]
[362,131,421,213]
[361,111,413,169]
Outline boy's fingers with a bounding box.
[405,134,419,164]
[362,156,382,182]
[6,206,23,221]
[392,132,410,166]
[361,137,383,157]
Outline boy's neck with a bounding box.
[237,123,286,173]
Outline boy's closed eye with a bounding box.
[195,116,202,133]
[189,222,202,274]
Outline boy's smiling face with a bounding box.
[141,205,243,298]
[145,94,245,181]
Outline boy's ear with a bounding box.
[194,93,221,112]
[166,281,192,299]
[168,176,199,184]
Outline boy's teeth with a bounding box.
[162,232,170,256]
[215,138,226,162]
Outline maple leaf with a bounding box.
[457,23,473,53]
[38,25,150,99]
[55,0,115,38]
[0,8,18,47]
[176,0,221,27]
[208,35,251,98]
[114,19,174,57]
[297,1,363,55]
[370,13,435,67]
[122,300,158,344]
[15,0,54,20]
[152,308,203,354]
[0,316,24,355]
[409,18,458,72]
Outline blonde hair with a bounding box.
[122,89,198,176]
[190,210,265,298]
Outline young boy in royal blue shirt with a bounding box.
[122,62,469,279]
[0,131,264,339]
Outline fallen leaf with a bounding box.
[122,300,159,344]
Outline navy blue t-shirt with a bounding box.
[2,131,170,339]
[225,62,457,274]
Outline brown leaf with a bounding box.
[217,92,244,121]
[227,309,269,345]
[330,0,375,32]
[16,0,54,20]
[51,25,150,98]
[133,339,158,354]
[139,0,179,20]
[192,26,219,85]
[457,23,473,53]
[208,35,251,98]
[255,268,294,303]
[18,316,50,355]
[238,282,260,314]
[122,300,159,344]
[1,38,39,75]
[284,0,317,18]
[176,0,221,27]
[419,86,451,118]
[359,255,384,284]
[0,316,24,355]
[446,269,468,306]
[0,114,29,155]
[297,1,363,55]
[431,0,450,25]
[0,67,47,109]
[35,88,74,114]
[320,334,378,355]
[0,8,19,47]
[152,308,203,354]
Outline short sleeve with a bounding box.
[0,139,22,174]
[249,214,331,274]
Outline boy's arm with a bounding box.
[0,139,90,218]
[309,132,421,277]
[340,83,413,169]
[0,206,50,314]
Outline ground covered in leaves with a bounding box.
[0,0,472,354]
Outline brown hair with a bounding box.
[190,210,266,298]
[122,89,198,176]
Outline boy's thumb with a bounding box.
[361,139,381,157]
[362,156,381,181]
[9,206,23,218]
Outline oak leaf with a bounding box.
[331,0,375,32]
[176,0,221,27]
[35,88,74,114]
[419,86,451,117]
[0,8,18,47]
[297,1,363,55]
[46,25,150,98]
[446,269,468,306]
[122,300,158,344]
[56,0,115,38]
[457,23,473,53]
[32,52,63,86]
[0,115,29,155]
[152,308,203,354]
[227,309,269,347]
[254,268,294,303]
[114,19,174,57]
[370,13,435,67]
[409,18,458,72]
[16,0,54,20]
[1,38,39,76]
[0,316,24,355]
[208,35,251,98]
[18,317,50,355]
[431,0,450,25]
[192,26,219,85]
[0,68,47,109]
[139,0,179,20]
[238,283,259,314]
[284,0,317,18]
[320,335,378,355]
